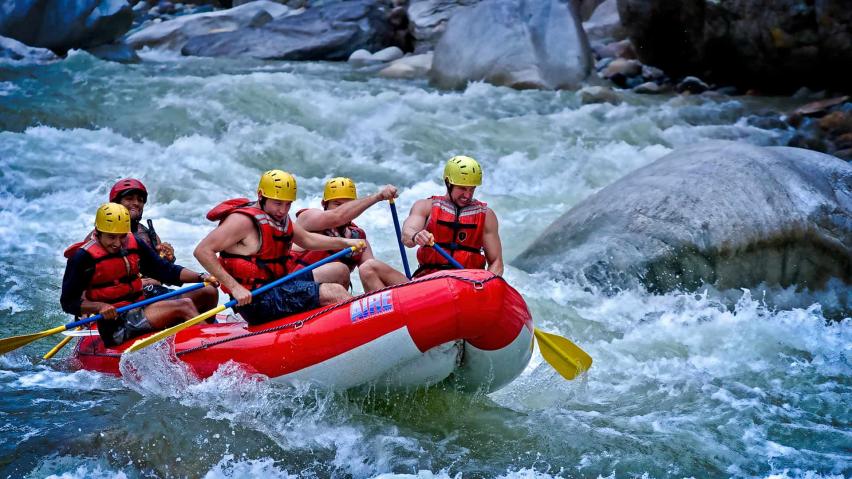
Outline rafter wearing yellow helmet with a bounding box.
[443,155,483,187]
[95,203,132,234]
[258,170,297,202]
[323,177,358,202]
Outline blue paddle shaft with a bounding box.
[431,243,464,269]
[389,201,412,279]
[65,282,207,329]
[223,246,355,309]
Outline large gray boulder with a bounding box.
[0,35,58,62]
[406,0,481,53]
[582,0,624,44]
[616,0,852,92]
[0,0,132,52]
[514,141,852,293]
[430,0,592,90]
[127,1,291,52]
[181,0,393,60]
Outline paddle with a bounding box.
[43,333,76,360]
[388,199,412,279]
[0,282,209,356]
[429,242,593,380]
[125,245,360,354]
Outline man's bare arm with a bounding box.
[292,220,362,252]
[401,199,431,247]
[482,208,504,276]
[299,185,397,231]
[194,214,254,296]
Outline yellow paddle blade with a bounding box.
[43,334,76,360]
[0,325,67,356]
[124,305,226,354]
[534,328,593,381]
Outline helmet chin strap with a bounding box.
[445,181,464,207]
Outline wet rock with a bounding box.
[128,1,290,52]
[601,57,641,88]
[676,76,709,94]
[617,0,852,92]
[0,35,58,62]
[379,51,433,79]
[578,0,608,21]
[372,46,404,63]
[348,49,376,66]
[792,96,850,117]
[582,0,624,44]
[593,38,635,59]
[514,141,852,292]
[349,46,404,66]
[578,85,621,105]
[182,0,394,60]
[86,41,140,63]
[0,0,132,52]
[406,0,481,53]
[594,57,613,71]
[386,6,414,54]
[431,0,591,90]
[602,58,641,78]
[819,111,852,135]
[836,149,852,161]
[714,85,740,96]
[632,81,666,94]
[640,64,664,81]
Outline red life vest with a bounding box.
[288,208,366,272]
[414,195,488,277]
[206,198,294,293]
[64,235,144,308]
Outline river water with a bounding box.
[0,52,849,478]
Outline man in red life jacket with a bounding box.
[107,178,218,311]
[61,203,217,347]
[194,170,366,325]
[289,178,405,293]
[109,178,175,261]
[404,155,503,277]
[353,155,504,289]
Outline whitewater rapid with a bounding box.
[0,52,848,478]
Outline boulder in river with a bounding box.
[127,1,291,52]
[514,141,852,293]
[181,0,394,61]
[616,0,852,92]
[405,0,481,53]
[430,0,592,90]
[0,35,59,63]
[0,0,132,53]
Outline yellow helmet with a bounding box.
[443,155,482,186]
[94,203,131,234]
[258,170,297,201]
[323,177,357,201]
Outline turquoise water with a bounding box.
[0,52,849,478]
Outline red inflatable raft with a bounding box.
[72,270,534,392]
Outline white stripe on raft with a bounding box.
[275,326,457,389]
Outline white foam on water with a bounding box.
[1,58,848,478]
[202,454,298,479]
[12,366,121,391]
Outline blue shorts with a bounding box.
[235,272,320,325]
